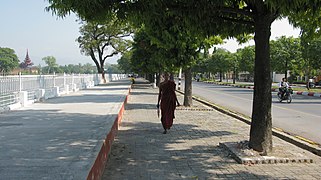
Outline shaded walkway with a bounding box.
[103,79,321,179]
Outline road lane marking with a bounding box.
[190,84,321,147]
[295,136,319,145]
[194,86,253,102]
[272,103,321,119]
[194,85,321,119]
[179,89,321,147]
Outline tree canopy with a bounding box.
[77,17,132,83]
[0,47,19,73]
[42,56,58,74]
[270,36,302,79]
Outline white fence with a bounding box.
[0,73,126,112]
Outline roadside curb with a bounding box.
[87,85,132,180]
[204,81,321,98]
[176,90,321,157]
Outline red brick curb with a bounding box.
[86,87,131,180]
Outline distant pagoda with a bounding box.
[20,49,34,69]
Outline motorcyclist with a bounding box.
[279,78,289,98]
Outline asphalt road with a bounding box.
[178,80,321,145]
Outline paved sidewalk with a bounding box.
[103,79,321,179]
[0,79,131,180]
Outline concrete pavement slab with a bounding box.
[0,79,131,180]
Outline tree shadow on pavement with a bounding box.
[130,91,158,96]
[103,120,279,179]
[42,94,127,104]
[125,103,157,110]
[132,85,153,89]
[85,87,130,91]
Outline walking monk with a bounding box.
[157,73,180,134]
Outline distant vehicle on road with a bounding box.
[277,86,293,103]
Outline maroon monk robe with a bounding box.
[159,80,177,130]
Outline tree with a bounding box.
[77,19,132,83]
[105,63,122,74]
[207,48,234,82]
[189,1,321,154]
[0,47,19,73]
[42,56,58,74]
[117,51,133,74]
[130,29,165,75]
[46,0,321,155]
[300,37,321,79]
[236,45,255,81]
[82,63,97,74]
[270,36,302,79]
[132,6,209,106]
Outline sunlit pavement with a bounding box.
[0,79,131,180]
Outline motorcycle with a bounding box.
[277,87,293,103]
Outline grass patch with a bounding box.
[206,80,321,93]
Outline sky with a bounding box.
[216,18,301,53]
[1,1,301,66]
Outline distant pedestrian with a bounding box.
[195,74,200,82]
[306,78,314,90]
[157,73,180,134]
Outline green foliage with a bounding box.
[192,52,208,74]
[134,3,208,70]
[59,63,97,74]
[130,28,167,74]
[105,63,122,74]
[206,48,234,75]
[0,47,19,73]
[287,2,321,40]
[77,17,132,74]
[117,51,133,74]
[236,46,255,74]
[270,36,302,77]
[301,37,321,70]
[42,56,59,74]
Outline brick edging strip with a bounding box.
[86,86,131,180]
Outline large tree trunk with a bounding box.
[249,13,273,155]
[100,64,107,84]
[233,67,236,84]
[284,59,288,79]
[183,67,193,106]
[101,71,107,84]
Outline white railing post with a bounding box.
[63,72,66,88]
[72,73,74,86]
[153,73,157,88]
[178,68,182,90]
[19,72,22,92]
[53,72,56,87]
